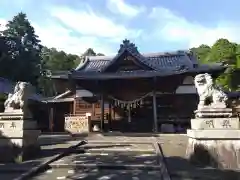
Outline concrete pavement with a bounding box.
[32,168,162,180]
[0,134,172,180]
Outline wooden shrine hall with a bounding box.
[49,39,226,133]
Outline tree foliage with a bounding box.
[0,12,42,86]
[41,47,79,71]
[192,38,240,91]
[0,12,104,96]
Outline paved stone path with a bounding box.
[51,151,158,168]
[33,138,170,180]
[33,168,162,180]
[0,134,172,180]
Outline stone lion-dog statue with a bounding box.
[194,73,228,109]
[4,81,34,116]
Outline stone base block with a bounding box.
[0,119,37,130]
[191,117,239,130]
[0,129,41,163]
[187,129,240,139]
[0,143,40,163]
[186,138,240,169]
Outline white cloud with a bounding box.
[33,21,115,55]
[149,7,240,48]
[0,18,7,31]
[49,6,141,42]
[0,17,114,55]
[106,0,145,17]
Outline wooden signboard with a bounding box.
[65,115,90,134]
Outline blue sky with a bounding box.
[0,0,240,55]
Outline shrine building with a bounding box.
[48,39,226,133]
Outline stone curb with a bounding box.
[50,163,162,171]
[156,142,172,180]
[13,140,87,180]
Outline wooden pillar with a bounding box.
[49,106,54,132]
[153,77,158,133]
[73,99,76,115]
[109,101,112,131]
[128,104,131,123]
[92,103,96,117]
[100,93,105,132]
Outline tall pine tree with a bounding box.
[1,12,42,86]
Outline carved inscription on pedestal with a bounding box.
[205,120,214,128]
[221,119,231,128]
[191,118,239,130]
[0,120,36,130]
[0,122,17,129]
[10,122,16,129]
[0,123,4,129]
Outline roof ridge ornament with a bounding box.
[118,39,138,53]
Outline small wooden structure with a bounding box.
[49,39,226,133]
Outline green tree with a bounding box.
[41,47,75,71]
[209,39,237,90]
[191,38,239,91]
[1,12,42,86]
[39,47,80,96]
[0,36,15,78]
[191,44,211,64]
[82,48,96,56]
[209,38,236,64]
[97,53,105,56]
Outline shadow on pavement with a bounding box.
[165,156,240,180]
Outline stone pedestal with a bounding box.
[0,112,41,163]
[195,108,233,118]
[186,108,240,169]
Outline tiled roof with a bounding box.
[81,60,110,72]
[75,39,198,72]
[71,63,225,80]
[76,51,195,72]
[141,52,194,71]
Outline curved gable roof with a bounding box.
[74,40,205,73]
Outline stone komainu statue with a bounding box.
[194,73,228,109]
[4,82,34,115]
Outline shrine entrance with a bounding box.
[109,92,154,132]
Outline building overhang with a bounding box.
[69,68,189,80]
[69,64,225,80]
[42,97,74,103]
